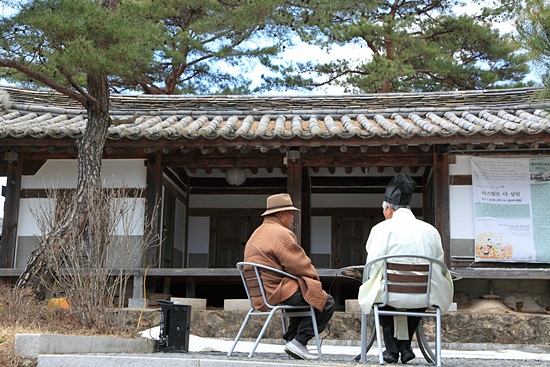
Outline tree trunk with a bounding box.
[16,74,111,299]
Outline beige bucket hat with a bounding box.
[261,193,300,216]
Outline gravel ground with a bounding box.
[155,337,550,367]
[156,349,550,367]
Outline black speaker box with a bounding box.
[158,303,191,352]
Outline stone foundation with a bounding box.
[187,309,550,345]
[136,298,550,345]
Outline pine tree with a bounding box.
[263,0,531,93]
[516,0,550,97]
[0,0,286,298]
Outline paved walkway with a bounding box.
[199,335,550,366]
[37,333,550,367]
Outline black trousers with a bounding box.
[379,306,425,354]
[281,289,335,345]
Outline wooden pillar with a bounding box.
[163,277,172,294]
[301,167,311,255]
[422,168,435,226]
[186,278,196,298]
[133,274,144,299]
[182,173,190,268]
[0,152,23,268]
[433,145,451,266]
[286,150,303,247]
[144,152,162,268]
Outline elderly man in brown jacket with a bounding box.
[244,193,335,360]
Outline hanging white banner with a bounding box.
[471,156,550,263]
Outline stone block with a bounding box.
[171,297,207,310]
[128,298,148,309]
[15,334,155,359]
[345,299,361,313]
[223,299,250,311]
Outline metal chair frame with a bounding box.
[359,254,448,366]
[227,261,322,360]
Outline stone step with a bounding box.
[15,334,155,359]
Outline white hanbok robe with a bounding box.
[358,208,454,320]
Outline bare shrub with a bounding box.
[28,185,159,334]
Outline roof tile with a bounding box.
[1,86,550,145]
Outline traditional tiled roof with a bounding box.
[1,86,549,145]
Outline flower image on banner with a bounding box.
[475,231,513,260]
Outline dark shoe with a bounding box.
[383,350,399,363]
[400,347,415,363]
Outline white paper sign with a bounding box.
[471,157,550,263]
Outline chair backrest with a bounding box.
[364,254,448,308]
[236,261,297,310]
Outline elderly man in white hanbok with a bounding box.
[358,174,453,364]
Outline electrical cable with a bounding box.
[137,255,159,328]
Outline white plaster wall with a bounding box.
[111,198,145,236]
[449,186,475,239]
[188,217,209,253]
[311,217,331,253]
[18,198,52,236]
[450,155,472,175]
[21,159,146,189]
[16,197,145,267]
[17,159,147,239]
[174,200,186,252]
[449,155,475,239]
[17,197,145,236]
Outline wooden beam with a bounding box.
[190,176,422,188]
[173,167,192,269]
[452,267,550,280]
[189,177,287,188]
[0,159,46,176]
[433,145,451,267]
[330,154,431,167]
[20,188,145,199]
[0,153,23,268]
[162,155,286,168]
[12,144,437,169]
[302,167,311,256]
[450,175,472,185]
[161,175,186,203]
[1,131,549,153]
[161,151,432,168]
[190,187,286,195]
[144,152,162,268]
[286,150,303,247]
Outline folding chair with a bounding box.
[227,261,323,360]
[360,254,448,367]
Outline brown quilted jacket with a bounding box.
[243,216,328,312]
